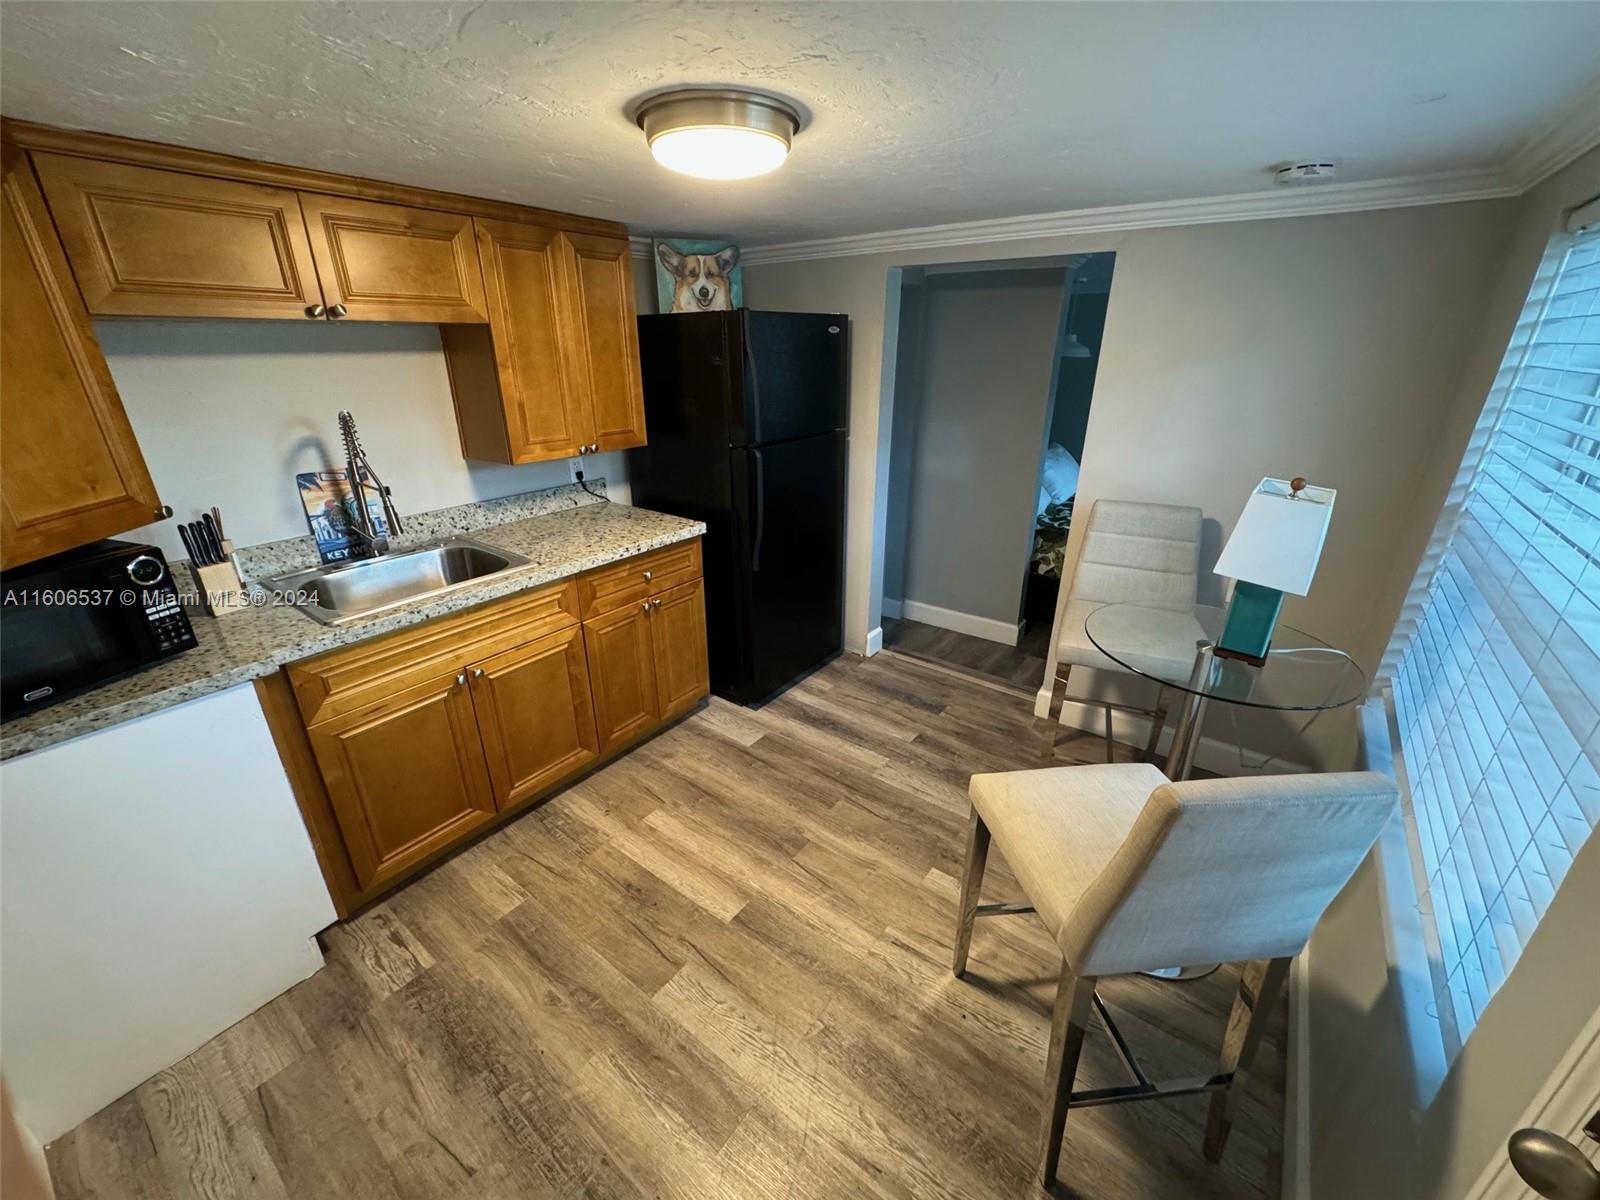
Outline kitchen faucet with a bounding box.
[338,409,403,557]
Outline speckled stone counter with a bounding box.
[0,499,704,762]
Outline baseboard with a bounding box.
[1284,949,1313,1200]
[864,625,884,657]
[1055,697,1312,776]
[898,598,1022,646]
[881,598,903,620]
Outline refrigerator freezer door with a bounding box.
[726,431,846,703]
[733,311,848,446]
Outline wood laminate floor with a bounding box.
[48,653,1283,1200]
[883,616,1053,694]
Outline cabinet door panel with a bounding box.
[582,604,659,754]
[300,194,488,323]
[651,579,710,719]
[307,669,495,891]
[471,623,600,809]
[559,231,645,451]
[472,218,590,459]
[30,153,324,319]
[1,147,163,568]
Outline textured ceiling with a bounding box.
[3,1,1598,245]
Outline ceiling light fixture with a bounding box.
[636,88,801,181]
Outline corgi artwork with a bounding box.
[657,243,740,312]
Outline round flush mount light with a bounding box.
[635,88,801,181]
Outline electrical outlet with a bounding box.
[567,455,585,483]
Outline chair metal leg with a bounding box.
[1039,965,1096,1188]
[1103,703,1115,763]
[1203,957,1291,1161]
[951,810,991,978]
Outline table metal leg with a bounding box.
[1147,639,1220,982]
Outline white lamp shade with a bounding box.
[1213,477,1336,596]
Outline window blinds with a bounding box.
[1383,221,1600,1053]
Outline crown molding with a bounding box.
[629,235,654,260]
[1500,79,1600,192]
[737,168,1516,265]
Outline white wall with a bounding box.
[0,685,336,1141]
[106,257,658,564]
[1304,145,1600,1200]
[887,267,1065,636]
[743,198,1519,768]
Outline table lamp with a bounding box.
[1213,476,1336,665]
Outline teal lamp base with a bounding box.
[1216,581,1284,665]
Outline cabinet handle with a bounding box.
[652,599,662,609]
[642,570,653,581]
[328,304,348,319]
[456,672,467,686]
[641,600,652,613]
[472,667,484,678]
[305,304,326,318]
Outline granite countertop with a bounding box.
[0,498,704,762]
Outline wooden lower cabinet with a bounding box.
[264,542,707,916]
[584,577,711,752]
[471,623,600,808]
[306,667,496,893]
[653,579,711,720]
[583,602,660,753]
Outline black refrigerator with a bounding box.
[630,310,848,706]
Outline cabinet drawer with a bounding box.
[289,578,578,726]
[577,539,701,618]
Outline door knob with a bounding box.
[328,304,348,318]
[1508,1128,1600,1200]
[305,304,326,318]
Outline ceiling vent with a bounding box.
[1272,161,1340,186]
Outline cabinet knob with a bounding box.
[642,570,653,581]
[456,672,467,686]
[472,667,484,678]
[305,304,326,318]
[328,304,348,319]
[652,599,662,609]
[641,600,652,613]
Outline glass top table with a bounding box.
[1083,602,1367,713]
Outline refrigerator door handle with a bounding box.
[741,312,763,445]
[750,448,766,573]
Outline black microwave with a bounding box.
[1,539,197,721]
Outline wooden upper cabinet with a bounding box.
[306,666,496,892]
[1,146,164,569]
[651,579,711,720]
[469,623,600,809]
[441,218,589,462]
[299,194,488,323]
[31,153,325,320]
[559,231,646,452]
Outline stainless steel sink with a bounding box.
[266,536,531,625]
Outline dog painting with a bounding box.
[655,239,743,313]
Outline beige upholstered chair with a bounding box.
[1052,499,1203,761]
[951,762,1397,1187]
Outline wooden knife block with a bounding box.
[193,548,249,618]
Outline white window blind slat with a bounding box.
[1381,223,1600,1056]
